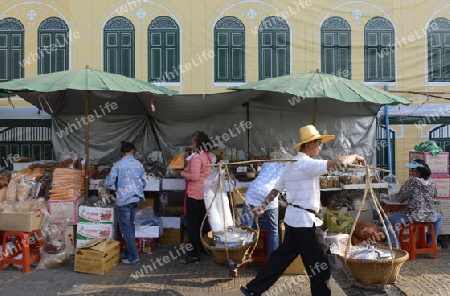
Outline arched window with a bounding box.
[214,16,245,82]
[148,16,180,83]
[365,17,395,82]
[38,17,69,74]
[104,17,135,78]
[0,18,24,81]
[321,17,351,78]
[428,18,450,82]
[258,16,290,80]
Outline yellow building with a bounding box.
[1,0,450,181]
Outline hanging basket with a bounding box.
[201,226,257,265]
[340,164,409,288]
[337,247,409,285]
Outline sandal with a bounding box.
[180,255,200,264]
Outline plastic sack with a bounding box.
[16,178,36,202]
[42,223,66,254]
[0,187,6,201]
[5,173,18,201]
[135,206,159,226]
[354,221,385,240]
[326,233,349,255]
[325,211,354,234]
[204,171,233,232]
[36,249,71,269]
[383,173,401,202]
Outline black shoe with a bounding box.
[240,286,261,296]
[180,255,200,264]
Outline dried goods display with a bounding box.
[49,168,84,200]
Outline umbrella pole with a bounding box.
[312,98,317,125]
[85,90,90,196]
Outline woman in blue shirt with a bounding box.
[104,141,147,265]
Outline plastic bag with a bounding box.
[325,211,354,234]
[0,187,6,201]
[204,171,233,232]
[36,249,71,269]
[42,223,66,254]
[354,221,385,240]
[16,178,36,202]
[58,151,77,169]
[135,206,159,226]
[5,177,17,201]
[383,173,401,202]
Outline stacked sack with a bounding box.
[351,221,385,247]
[49,168,84,200]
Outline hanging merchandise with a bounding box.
[203,171,233,232]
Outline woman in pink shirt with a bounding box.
[180,131,213,264]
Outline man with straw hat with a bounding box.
[240,125,366,296]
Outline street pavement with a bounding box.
[0,244,448,296]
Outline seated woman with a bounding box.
[385,159,442,248]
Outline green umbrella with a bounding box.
[229,71,411,124]
[0,66,177,194]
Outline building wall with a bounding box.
[1,0,449,181]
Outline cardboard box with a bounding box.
[430,175,450,198]
[76,223,117,242]
[89,179,104,190]
[279,221,306,274]
[161,179,185,190]
[0,211,44,232]
[119,237,156,253]
[159,228,183,245]
[78,205,115,224]
[139,198,156,211]
[48,194,85,225]
[409,151,449,174]
[162,205,184,216]
[161,217,181,229]
[13,162,32,171]
[65,225,76,255]
[284,255,307,275]
[135,224,162,238]
[144,179,160,191]
[74,238,120,275]
[235,180,252,189]
[232,188,247,206]
[435,199,450,235]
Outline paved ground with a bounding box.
[0,244,448,296]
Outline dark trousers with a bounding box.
[185,197,210,258]
[246,224,331,296]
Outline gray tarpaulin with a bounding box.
[44,90,380,165]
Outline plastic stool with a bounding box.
[399,222,438,260]
[0,230,43,272]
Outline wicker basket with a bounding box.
[202,226,257,265]
[337,247,409,285]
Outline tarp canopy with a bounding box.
[49,90,380,165]
[378,103,450,125]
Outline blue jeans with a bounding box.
[241,204,279,255]
[385,212,442,249]
[117,202,139,262]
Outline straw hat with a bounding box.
[293,125,335,149]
